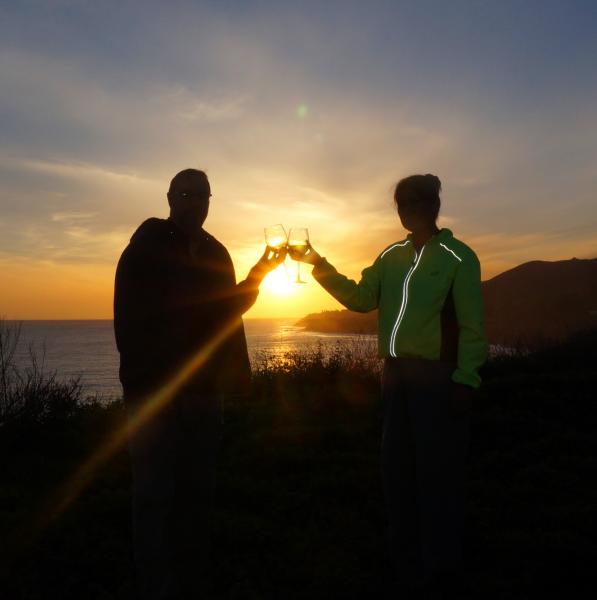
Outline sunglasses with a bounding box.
[179,191,212,200]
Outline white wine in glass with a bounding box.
[288,227,309,284]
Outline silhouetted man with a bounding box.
[114,168,283,599]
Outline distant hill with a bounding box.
[295,309,377,335]
[483,257,597,345]
[296,257,597,346]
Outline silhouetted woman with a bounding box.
[291,174,487,598]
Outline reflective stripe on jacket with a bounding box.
[311,228,488,389]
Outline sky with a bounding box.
[1,0,596,319]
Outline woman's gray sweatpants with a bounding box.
[380,356,471,590]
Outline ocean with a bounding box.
[4,319,377,401]
[4,320,511,402]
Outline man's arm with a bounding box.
[214,246,285,317]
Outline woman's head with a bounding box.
[393,174,441,232]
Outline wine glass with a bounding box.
[288,227,309,284]
[264,224,290,279]
[264,224,288,250]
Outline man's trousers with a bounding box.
[125,391,221,600]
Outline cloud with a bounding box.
[51,211,99,223]
[16,158,158,186]
[174,91,248,122]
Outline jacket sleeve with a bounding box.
[450,250,488,390]
[229,279,260,315]
[311,256,381,313]
[210,250,260,317]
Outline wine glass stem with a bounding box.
[297,261,301,282]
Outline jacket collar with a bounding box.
[406,227,453,246]
[166,217,212,244]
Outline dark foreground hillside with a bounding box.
[1,330,596,599]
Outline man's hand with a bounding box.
[247,245,287,284]
[449,382,475,418]
[287,242,323,266]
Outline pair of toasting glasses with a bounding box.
[264,225,310,284]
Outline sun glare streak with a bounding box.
[20,317,243,547]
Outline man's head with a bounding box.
[167,169,211,232]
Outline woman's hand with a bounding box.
[288,242,323,266]
[247,245,287,284]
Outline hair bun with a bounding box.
[424,173,441,193]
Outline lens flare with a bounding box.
[297,104,308,118]
[19,317,242,549]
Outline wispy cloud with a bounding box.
[16,158,158,185]
[175,92,248,122]
[51,211,98,223]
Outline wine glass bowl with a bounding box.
[264,224,288,250]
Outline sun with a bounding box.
[262,264,295,296]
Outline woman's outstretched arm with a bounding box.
[291,244,381,313]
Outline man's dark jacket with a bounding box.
[114,217,258,400]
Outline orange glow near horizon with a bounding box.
[1,232,596,320]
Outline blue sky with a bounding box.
[1,0,596,317]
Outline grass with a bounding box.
[0,323,596,599]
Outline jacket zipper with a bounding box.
[389,244,426,357]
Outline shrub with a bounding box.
[0,319,85,426]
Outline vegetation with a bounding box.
[1,321,595,599]
[295,308,377,335]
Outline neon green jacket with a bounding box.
[311,228,488,389]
